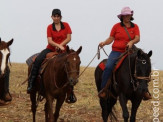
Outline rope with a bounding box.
[78,51,98,78]
[78,45,108,78]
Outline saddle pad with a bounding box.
[98,54,128,72]
[98,62,105,71]
[26,52,59,66]
[26,53,40,66]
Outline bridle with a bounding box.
[64,52,80,85]
[54,52,80,88]
[134,57,151,81]
[128,49,151,91]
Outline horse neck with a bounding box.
[54,54,67,72]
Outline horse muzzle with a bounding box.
[136,81,148,95]
[69,77,78,86]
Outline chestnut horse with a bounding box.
[0,38,13,104]
[95,48,152,122]
[29,46,82,122]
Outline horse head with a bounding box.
[64,46,82,86]
[0,38,13,76]
[134,49,152,95]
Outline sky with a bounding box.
[0,0,162,70]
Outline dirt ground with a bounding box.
[0,64,162,122]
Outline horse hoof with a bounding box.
[0,99,10,106]
[4,93,12,101]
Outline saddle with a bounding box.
[98,53,128,72]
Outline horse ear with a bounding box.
[76,46,82,55]
[147,50,152,57]
[0,38,1,43]
[137,50,142,58]
[7,38,14,46]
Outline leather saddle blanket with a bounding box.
[98,53,128,72]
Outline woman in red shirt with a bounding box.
[98,7,151,100]
[27,9,72,96]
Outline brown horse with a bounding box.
[0,38,13,105]
[29,46,82,122]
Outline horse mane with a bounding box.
[56,48,75,58]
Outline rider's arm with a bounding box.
[127,35,140,48]
[99,36,114,47]
[60,34,71,46]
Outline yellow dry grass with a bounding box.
[0,63,162,122]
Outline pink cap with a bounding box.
[117,7,133,19]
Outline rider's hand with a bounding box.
[99,42,105,48]
[58,45,65,51]
[127,41,134,49]
[55,45,65,51]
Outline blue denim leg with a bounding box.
[101,51,122,89]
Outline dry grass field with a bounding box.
[0,63,163,122]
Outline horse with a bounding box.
[95,48,152,122]
[29,46,82,122]
[0,38,13,104]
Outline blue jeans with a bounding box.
[101,51,122,89]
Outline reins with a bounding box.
[78,45,108,78]
[123,26,151,90]
[127,48,138,91]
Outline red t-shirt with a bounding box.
[46,22,72,51]
[110,22,140,53]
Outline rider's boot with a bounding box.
[143,90,152,100]
[98,78,112,99]
[27,64,38,94]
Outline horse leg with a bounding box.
[46,95,54,122]
[107,97,117,121]
[30,91,37,122]
[130,98,142,122]
[54,96,65,122]
[100,98,109,122]
[44,101,48,122]
[119,93,129,122]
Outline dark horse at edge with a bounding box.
[29,46,82,122]
[95,48,152,122]
[0,38,13,105]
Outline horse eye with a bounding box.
[142,60,146,64]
